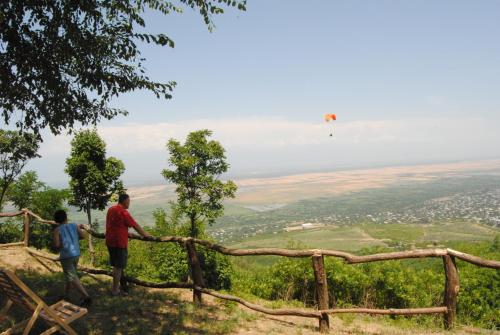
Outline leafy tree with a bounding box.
[8,171,45,210]
[30,187,69,250]
[106,206,233,290]
[9,170,69,249]
[31,187,69,221]
[140,207,189,282]
[162,129,237,237]
[0,1,246,138]
[0,130,40,209]
[65,129,125,264]
[0,218,22,244]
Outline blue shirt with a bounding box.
[58,223,80,259]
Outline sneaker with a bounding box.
[120,277,129,293]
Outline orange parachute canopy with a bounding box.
[324,113,337,121]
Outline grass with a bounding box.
[230,226,386,251]
[361,223,425,243]
[1,245,497,334]
[362,221,497,246]
[0,269,252,335]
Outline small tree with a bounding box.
[0,130,40,209]
[9,171,68,249]
[8,171,45,210]
[30,187,69,250]
[31,187,70,220]
[162,129,237,237]
[65,129,125,264]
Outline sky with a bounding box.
[28,0,500,186]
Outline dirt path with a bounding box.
[0,246,59,273]
[355,227,389,246]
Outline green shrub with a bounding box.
[232,241,499,329]
[0,218,23,243]
[83,207,233,290]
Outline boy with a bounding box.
[53,209,92,307]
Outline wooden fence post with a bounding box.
[442,255,459,329]
[186,239,205,305]
[23,212,30,247]
[312,254,330,332]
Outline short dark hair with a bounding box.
[118,193,129,204]
[54,209,67,224]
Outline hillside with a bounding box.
[0,246,496,335]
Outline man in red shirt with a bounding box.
[106,193,151,296]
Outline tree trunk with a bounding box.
[0,184,9,211]
[190,213,196,238]
[186,240,205,305]
[86,203,95,266]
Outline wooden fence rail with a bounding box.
[2,209,500,333]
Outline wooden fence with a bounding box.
[1,209,499,333]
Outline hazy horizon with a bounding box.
[30,155,500,189]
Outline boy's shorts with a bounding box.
[60,256,79,282]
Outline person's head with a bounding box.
[54,209,68,224]
[118,193,130,209]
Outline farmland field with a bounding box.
[230,226,386,251]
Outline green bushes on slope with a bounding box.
[232,241,499,329]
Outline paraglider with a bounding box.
[324,114,336,137]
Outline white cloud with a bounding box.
[32,116,500,184]
[39,116,498,156]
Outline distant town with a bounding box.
[211,183,500,243]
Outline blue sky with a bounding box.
[31,0,500,185]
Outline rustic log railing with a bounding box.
[1,209,499,332]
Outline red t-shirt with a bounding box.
[105,204,138,248]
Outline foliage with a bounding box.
[162,130,237,237]
[87,205,233,290]
[31,187,69,220]
[233,241,500,329]
[0,218,22,243]
[449,241,500,329]
[146,207,190,281]
[0,130,39,209]
[65,129,125,225]
[140,206,233,290]
[7,170,69,249]
[199,248,233,290]
[7,171,44,210]
[0,0,246,138]
[30,187,69,250]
